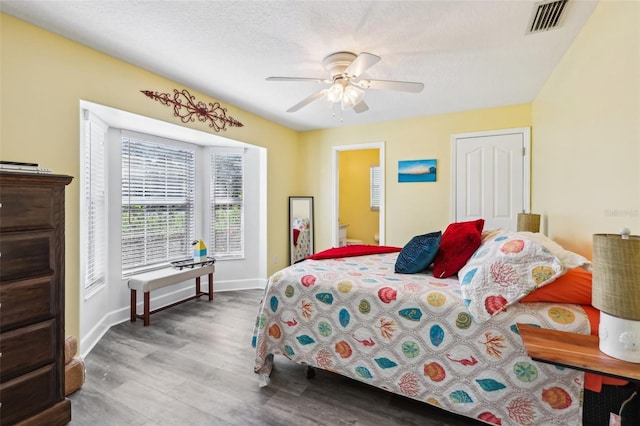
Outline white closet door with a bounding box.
[452,128,530,231]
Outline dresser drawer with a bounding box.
[0,276,56,330]
[0,364,59,425]
[1,320,56,381]
[0,230,55,282]
[0,185,57,232]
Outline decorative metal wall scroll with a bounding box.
[141,88,244,132]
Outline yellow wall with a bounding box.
[300,105,532,250]
[0,14,300,339]
[532,0,640,259]
[339,149,379,245]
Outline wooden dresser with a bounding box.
[0,171,73,425]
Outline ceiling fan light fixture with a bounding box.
[342,85,365,109]
[326,82,344,103]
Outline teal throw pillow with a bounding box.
[395,231,442,274]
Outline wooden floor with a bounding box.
[68,289,480,426]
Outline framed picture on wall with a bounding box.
[398,159,437,182]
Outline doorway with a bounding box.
[451,128,531,231]
[332,142,385,247]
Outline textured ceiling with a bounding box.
[1,0,598,131]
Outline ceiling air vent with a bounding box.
[528,0,568,33]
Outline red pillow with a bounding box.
[432,219,484,278]
[520,267,592,304]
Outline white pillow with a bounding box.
[516,232,591,271]
[460,233,563,323]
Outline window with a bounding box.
[370,165,381,211]
[210,151,244,258]
[121,136,196,275]
[82,111,107,289]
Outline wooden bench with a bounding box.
[128,264,215,326]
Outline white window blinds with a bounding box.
[370,165,381,211]
[121,137,195,274]
[210,151,244,257]
[82,111,107,289]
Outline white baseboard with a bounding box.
[80,278,267,358]
[214,277,267,292]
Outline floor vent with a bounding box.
[528,0,569,33]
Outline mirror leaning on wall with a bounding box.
[289,196,314,265]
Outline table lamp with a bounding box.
[592,229,640,363]
[517,213,541,233]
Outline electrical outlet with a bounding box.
[274,255,278,264]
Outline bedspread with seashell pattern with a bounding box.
[252,252,588,426]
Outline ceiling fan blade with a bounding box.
[344,52,381,78]
[353,100,369,114]
[286,89,327,112]
[357,79,424,93]
[267,76,330,84]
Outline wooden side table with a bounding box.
[518,324,639,425]
[517,323,640,382]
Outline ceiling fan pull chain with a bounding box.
[330,102,344,122]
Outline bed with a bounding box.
[253,221,624,425]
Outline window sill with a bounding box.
[213,255,245,261]
[84,282,106,301]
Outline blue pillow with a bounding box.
[394,231,442,274]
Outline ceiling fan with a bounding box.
[267,52,424,114]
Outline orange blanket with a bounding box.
[521,268,627,392]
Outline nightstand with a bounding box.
[518,324,639,425]
[517,323,639,382]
